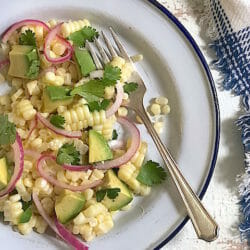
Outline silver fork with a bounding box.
[86,28,219,242]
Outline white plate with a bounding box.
[0,0,220,249]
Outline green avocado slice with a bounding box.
[8,45,39,79]
[88,130,113,163]
[0,157,8,190]
[102,170,133,211]
[74,47,96,77]
[55,190,86,224]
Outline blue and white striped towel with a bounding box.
[205,0,250,241]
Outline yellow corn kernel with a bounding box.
[150,103,161,116]
[26,80,40,95]
[17,99,36,120]
[154,122,164,134]
[11,89,24,102]
[110,56,125,69]
[131,54,143,62]
[48,19,58,28]
[73,212,87,225]
[52,42,66,56]
[104,86,115,99]
[161,104,171,115]
[155,96,168,106]
[118,107,128,117]
[83,203,106,218]
[61,19,90,38]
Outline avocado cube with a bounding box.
[0,157,8,190]
[102,170,133,211]
[55,190,86,224]
[8,45,34,78]
[89,130,113,163]
[74,48,96,77]
[42,87,73,113]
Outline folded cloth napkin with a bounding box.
[203,0,250,241]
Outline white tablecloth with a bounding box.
[158,0,247,249]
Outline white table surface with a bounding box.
[158,0,247,249]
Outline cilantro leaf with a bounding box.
[136,160,167,186]
[50,115,65,129]
[96,189,107,202]
[69,26,99,47]
[19,206,32,224]
[19,30,36,46]
[123,82,138,94]
[106,188,120,199]
[57,143,80,165]
[21,200,32,210]
[102,65,121,86]
[26,49,40,79]
[70,80,105,102]
[46,86,72,101]
[88,99,110,112]
[26,59,40,79]
[96,188,121,202]
[0,115,16,145]
[112,130,118,140]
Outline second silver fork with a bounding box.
[86,28,219,242]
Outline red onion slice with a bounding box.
[0,133,24,197]
[33,192,89,250]
[95,117,140,170]
[108,139,124,150]
[32,192,58,232]
[106,83,124,118]
[37,154,101,191]
[44,23,73,64]
[37,113,82,139]
[62,163,93,172]
[55,218,89,250]
[2,19,50,43]
[0,59,9,70]
[26,117,38,140]
[24,149,41,160]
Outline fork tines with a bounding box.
[86,27,132,68]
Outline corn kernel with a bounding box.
[131,54,143,62]
[154,122,164,134]
[104,86,115,99]
[45,71,56,82]
[48,19,58,28]
[52,43,66,56]
[118,107,128,117]
[155,97,168,105]
[150,103,161,115]
[161,104,171,115]
[26,80,40,95]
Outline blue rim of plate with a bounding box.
[147,0,220,249]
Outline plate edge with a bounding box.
[145,1,220,249]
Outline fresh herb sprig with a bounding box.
[19,29,36,46]
[50,115,65,129]
[56,143,80,165]
[96,188,121,202]
[69,26,99,47]
[136,160,167,186]
[0,115,16,145]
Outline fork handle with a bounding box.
[136,106,219,242]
